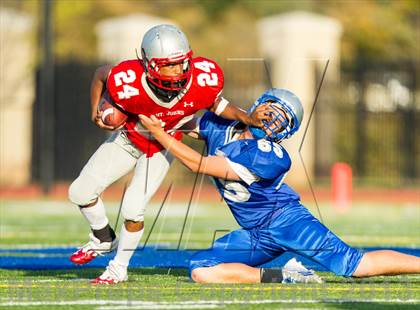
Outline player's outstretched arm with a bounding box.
[139,115,240,180]
[209,98,270,127]
[178,117,202,139]
[90,64,115,130]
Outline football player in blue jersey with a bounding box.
[140,88,420,284]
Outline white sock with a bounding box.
[114,224,143,267]
[80,198,109,230]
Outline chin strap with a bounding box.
[249,126,266,140]
[146,78,180,103]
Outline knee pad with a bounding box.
[120,186,146,222]
[68,174,103,206]
[121,206,145,222]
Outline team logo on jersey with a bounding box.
[184,101,194,108]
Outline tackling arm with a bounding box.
[210,97,271,127]
[139,115,240,181]
[178,117,202,139]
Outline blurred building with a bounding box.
[96,14,172,63]
[0,8,35,186]
[258,11,342,186]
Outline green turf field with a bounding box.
[0,199,419,309]
[1,199,418,247]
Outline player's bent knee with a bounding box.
[189,251,219,281]
[68,177,100,206]
[68,179,83,205]
[191,268,211,283]
[351,253,374,277]
[121,208,144,223]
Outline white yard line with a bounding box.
[0,244,78,249]
[0,279,72,283]
[98,305,219,309]
[96,299,420,310]
[0,299,419,308]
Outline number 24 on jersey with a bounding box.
[114,70,139,100]
[114,61,218,100]
[194,61,218,87]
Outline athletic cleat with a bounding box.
[282,258,323,284]
[70,233,118,265]
[91,260,128,285]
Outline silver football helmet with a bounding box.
[248,88,304,142]
[141,24,193,90]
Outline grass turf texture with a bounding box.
[0,270,419,309]
[0,199,419,309]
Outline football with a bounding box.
[97,90,128,128]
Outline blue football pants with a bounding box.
[190,202,363,277]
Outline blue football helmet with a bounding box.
[248,88,304,142]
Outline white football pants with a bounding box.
[68,131,173,222]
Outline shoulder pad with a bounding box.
[191,57,224,97]
[106,60,145,110]
[219,139,291,179]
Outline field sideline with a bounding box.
[0,199,419,309]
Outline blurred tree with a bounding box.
[196,0,238,18]
[3,0,417,66]
[326,0,418,64]
[244,0,316,16]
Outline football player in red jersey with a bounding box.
[68,24,269,284]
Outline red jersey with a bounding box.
[107,57,224,157]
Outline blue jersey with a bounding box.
[199,112,300,229]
